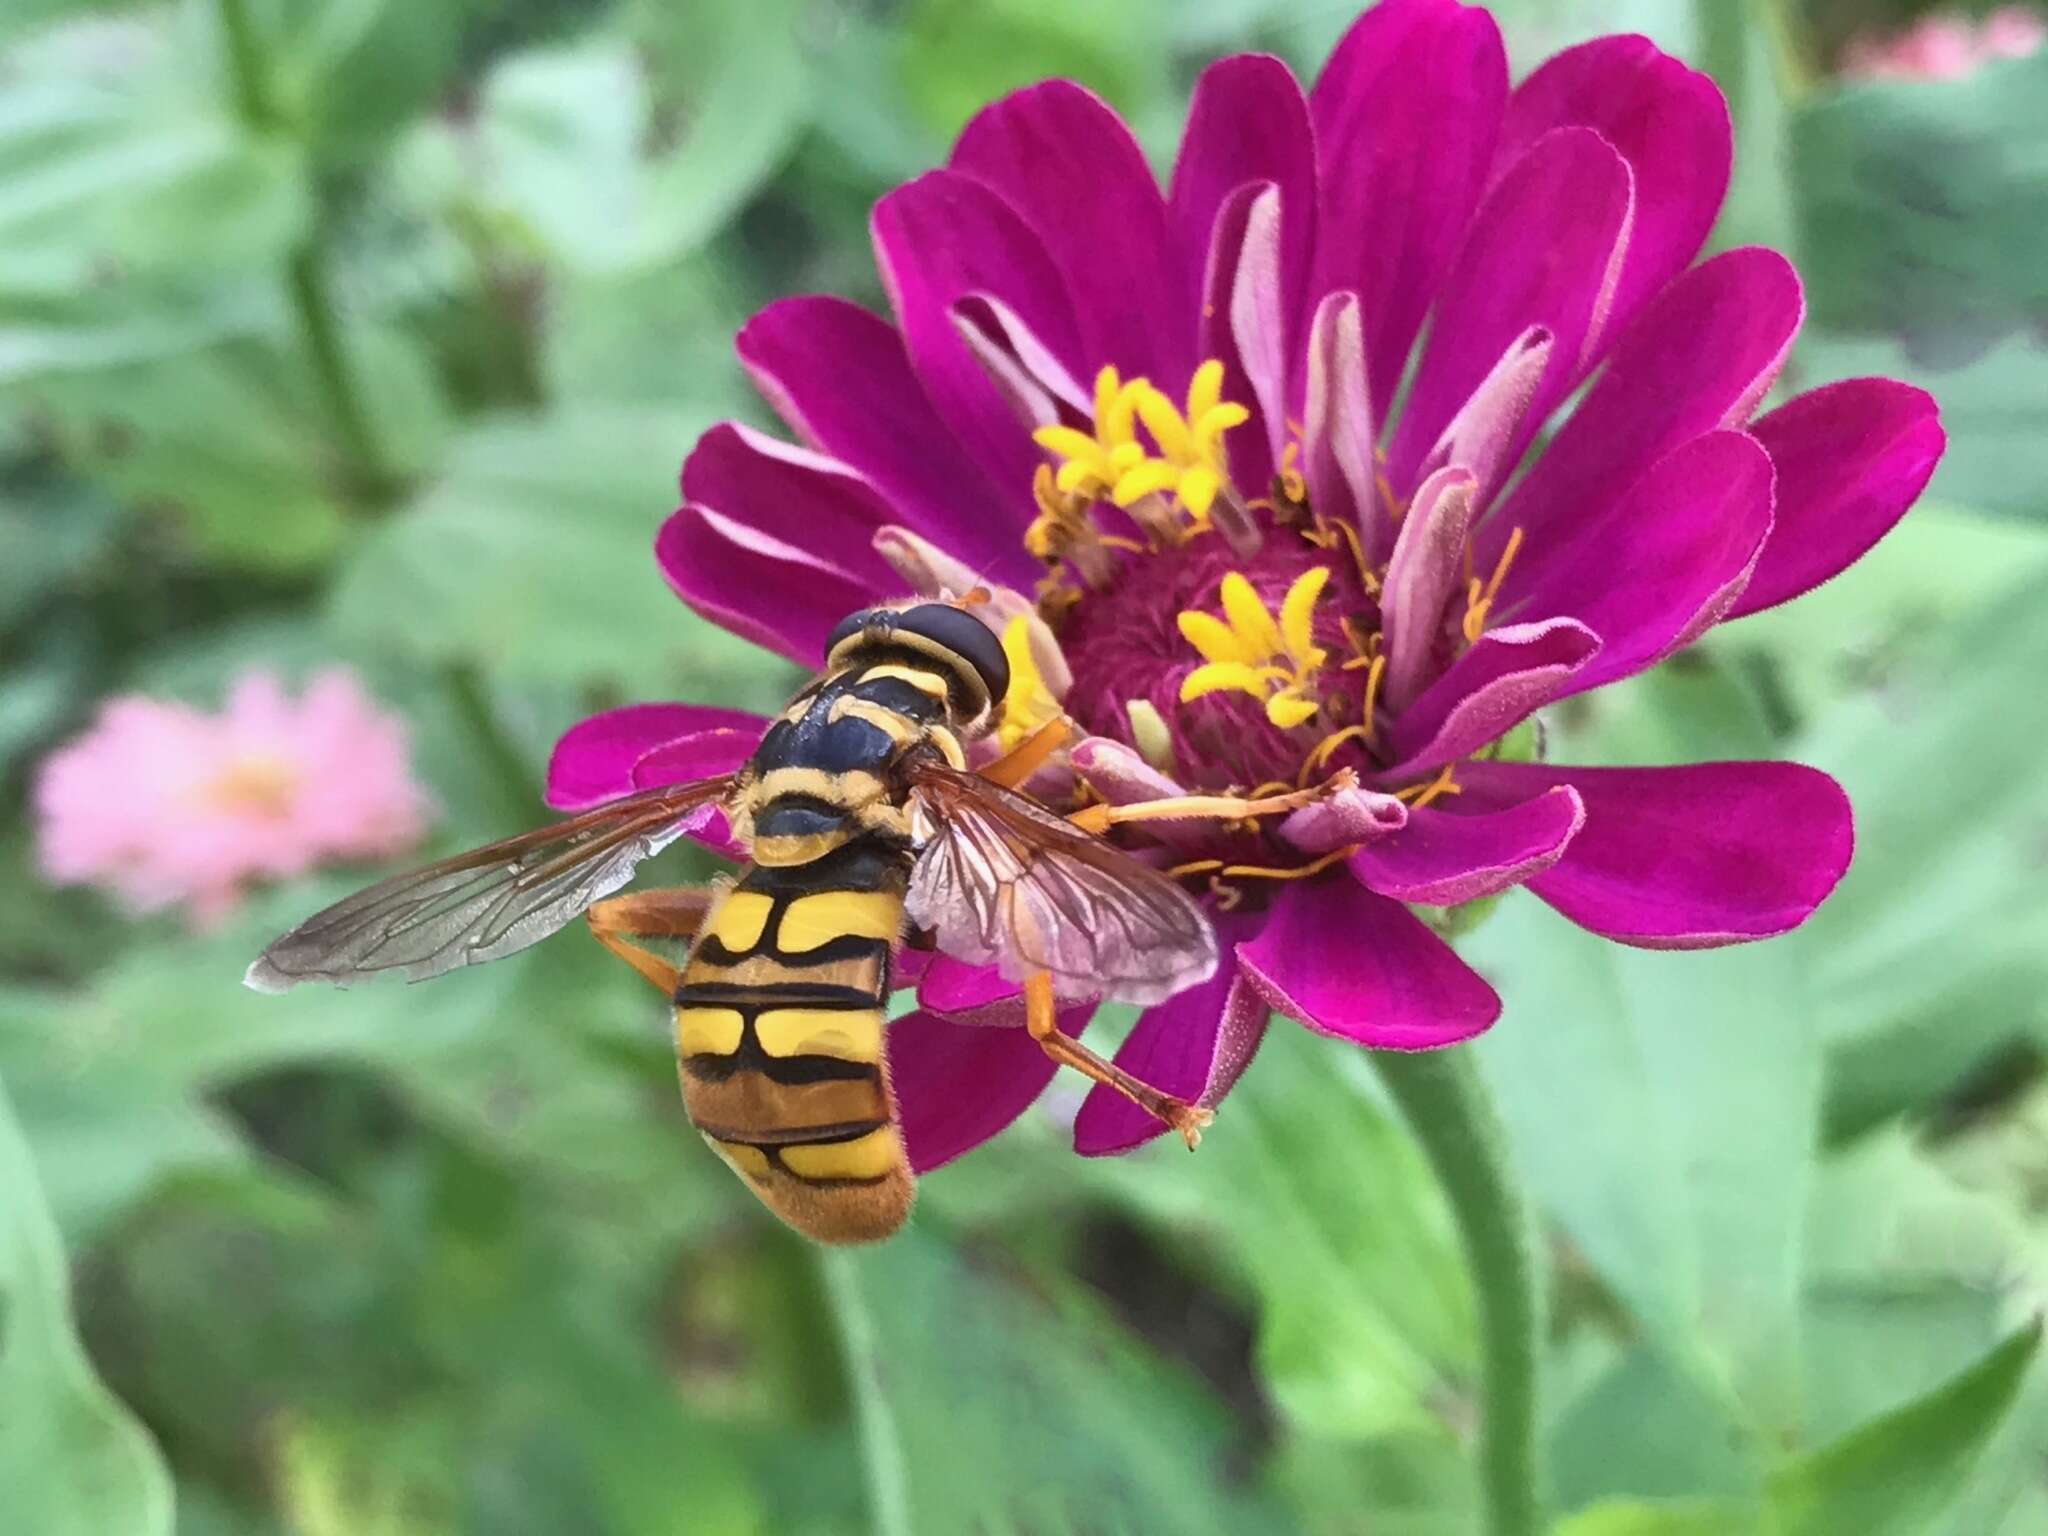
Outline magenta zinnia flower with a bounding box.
[37,669,430,928]
[547,1,1943,1169]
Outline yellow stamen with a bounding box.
[1460,526,1526,646]
[1300,723,1372,786]
[995,615,1062,752]
[1396,763,1463,810]
[1219,845,1357,882]
[1360,652,1387,737]
[1176,567,1334,729]
[1032,359,1249,539]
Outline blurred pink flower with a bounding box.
[35,669,430,928]
[1842,6,2044,80]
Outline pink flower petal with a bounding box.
[1301,290,1384,557]
[1278,784,1410,857]
[735,297,1029,580]
[1171,53,1316,349]
[1379,465,1479,713]
[1383,618,1603,778]
[545,704,767,811]
[1495,34,1731,346]
[656,503,884,667]
[1389,126,1634,494]
[1348,786,1583,904]
[1074,925,1269,1156]
[1226,184,1291,485]
[1406,326,1554,506]
[1734,379,1945,617]
[871,170,1084,503]
[1484,246,1803,570]
[952,80,1190,384]
[890,1003,1094,1173]
[917,954,1029,1024]
[1309,0,1508,421]
[682,422,904,591]
[1461,759,1853,948]
[1502,430,1776,696]
[1238,877,1501,1049]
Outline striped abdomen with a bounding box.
[674,843,914,1244]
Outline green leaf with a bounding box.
[1787,565,2048,1136]
[1549,1345,1763,1511]
[1790,56,2048,355]
[821,1225,1275,1534]
[1465,892,1819,1429]
[25,325,450,571]
[1089,1026,1476,1439]
[329,406,788,701]
[1767,1321,2042,1536]
[0,18,308,297]
[0,1069,174,1536]
[1553,1500,1762,1536]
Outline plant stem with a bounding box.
[1369,1046,1544,1536]
[821,1250,915,1536]
[215,0,400,510]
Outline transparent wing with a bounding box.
[904,761,1217,1006]
[245,776,737,992]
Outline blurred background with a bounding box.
[4,1,2047,1532]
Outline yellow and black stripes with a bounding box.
[673,635,1009,1242]
[674,839,911,1203]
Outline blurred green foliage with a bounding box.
[3,0,2048,1532]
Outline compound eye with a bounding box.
[896,604,1009,705]
[826,608,894,657]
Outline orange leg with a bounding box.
[978,716,1072,789]
[585,886,716,996]
[1065,769,1355,837]
[1023,973,1213,1149]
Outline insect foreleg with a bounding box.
[1022,973,1213,1149]
[976,717,1071,788]
[1064,770,1356,836]
[586,886,718,996]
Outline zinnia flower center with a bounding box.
[204,754,302,818]
[1028,359,1523,815]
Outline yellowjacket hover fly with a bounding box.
[249,602,1339,1243]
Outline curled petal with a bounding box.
[1238,876,1501,1049]
[1300,291,1382,556]
[1348,787,1583,904]
[1383,618,1602,778]
[1379,465,1478,712]
[1278,785,1410,856]
[1461,759,1853,948]
[1735,379,1945,617]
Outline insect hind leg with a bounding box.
[586,886,717,996]
[1023,973,1213,1149]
